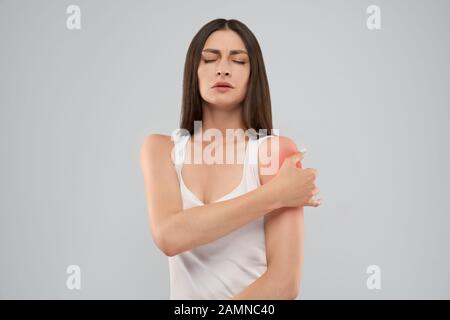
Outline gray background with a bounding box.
[1,0,449,299]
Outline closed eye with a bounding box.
[203,59,246,65]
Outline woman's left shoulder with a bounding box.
[258,134,299,155]
[257,135,300,182]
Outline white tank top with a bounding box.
[169,130,272,299]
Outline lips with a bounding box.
[212,81,233,88]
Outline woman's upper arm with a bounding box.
[140,134,183,251]
[259,135,305,298]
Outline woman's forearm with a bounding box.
[231,269,295,300]
[160,182,280,256]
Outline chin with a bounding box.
[206,97,235,107]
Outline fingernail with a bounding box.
[300,147,307,153]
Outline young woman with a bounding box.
[140,18,321,300]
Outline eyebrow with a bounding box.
[202,48,248,56]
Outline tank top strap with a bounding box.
[247,134,259,167]
[248,134,277,187]
[171,129,190,178]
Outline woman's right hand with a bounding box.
[268,151,321,208]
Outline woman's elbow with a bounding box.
[152,227,177,257]
[280,272,301,299]
[286,280,301,299]
[157,239,176,257]
[268,269,301,299]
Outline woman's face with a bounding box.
[197,29,250,110]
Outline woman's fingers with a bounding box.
[305,191,322,207]
[305,199,321,207]
[287,152,304,166]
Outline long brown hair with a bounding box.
[179,18,274,139]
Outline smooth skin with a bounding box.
[231,135,307,300]
[140,28,321,299]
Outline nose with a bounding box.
[216,70,230,76]
[216,58,231,77]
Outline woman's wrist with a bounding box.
[257,181,282,213]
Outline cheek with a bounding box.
[197,67,208,90]
[236,69,250,92]
[197,66,203,82]
[237,66,250,82]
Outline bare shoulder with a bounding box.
[140,133,173,153]
[258,135,300,184]
[258,135,298,154]
[140,133,175,172]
